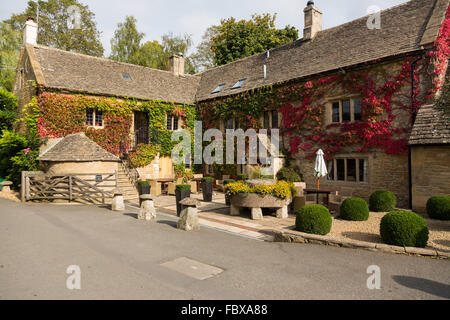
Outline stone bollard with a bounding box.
[177,197,200,231]
[138,194,156,221]
[1,181,12,193]
[111,188,125,211]
[251,208,263,220]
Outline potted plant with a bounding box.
[175,184,191,216]
[202,177,214,202]
[223,179,236,205]
[137,180,151,195]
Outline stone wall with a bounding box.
[43,161,119,176]
[411,145,450,214]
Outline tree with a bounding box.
[0,89,19,131]
[110,16,144,62]
[5,0,104,57]
[0,23,22,91]
[210,13,298,66]
[129,40,166,69]
[190,26,217,72]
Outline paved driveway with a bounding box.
[0,199,449,300]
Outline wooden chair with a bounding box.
[150,180,162,196]
[328,187,353,214]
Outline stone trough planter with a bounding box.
[230,193,292,220]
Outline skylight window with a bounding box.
[122,73,131,80]
[231,79,247,90]
[211,83,225,94]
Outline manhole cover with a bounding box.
[160,257,224,280]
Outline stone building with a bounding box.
[13,0,450,209]
[409,104,450,213]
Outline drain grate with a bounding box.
[160,257,224,280]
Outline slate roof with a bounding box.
[24,0,449,104]
[38,132,120,161]
[409,104,450,145]
[195,0,449,101]
[30,45,200,104]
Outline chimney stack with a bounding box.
[169,53,185,76]
[303,1,322,40]
[23,17,38,45]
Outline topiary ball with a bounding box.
[380,210,429,248]
[369,190,397,212]
[426,196,450,220]
[340,197,370,221]
[296,204,332,235]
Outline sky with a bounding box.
[0,0,409,56]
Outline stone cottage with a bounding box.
[13,0,450,209]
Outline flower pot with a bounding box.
[202,181,213,202]
[138,185,151,206]
[176,189,191,216]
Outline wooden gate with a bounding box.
[21,171,118,204]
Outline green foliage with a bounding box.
[296,204,332,235]
[369,190,397,212]
[426,196,450,220]
[0,22,21,91]
[212,163,237,179]
[276,167,302,182]
[6,0,104,57]
[110,16,145,62]
[339,197,370,221]
[237,174,248,181]
[175,184,191,192]
[129,40,166,69]
[8,149,39,187]
[190,26,217,72]
[0,130,28,177]
[223,179,236,185]
[129,143,160,167]
[202,177,214,183]
[137,180,150,187]
[436,73,450,118]
[211,13,298,66]
[0,89,18,131]
[380,210,429,248]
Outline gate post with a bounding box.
[69,176,72,202]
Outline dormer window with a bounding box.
[211,84,225,94]
[231,79,247,90]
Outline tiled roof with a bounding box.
[195,0,449,101]
[409,104,450,145]
[30,45,200,104]
[38,132,120,161]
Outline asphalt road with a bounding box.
[0,199,449,300]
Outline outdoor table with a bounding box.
[191,178,203,193]
[157,178,174,195]
[304,188,332,205]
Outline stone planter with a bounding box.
[229,193,292,220]
[202,181,213,202]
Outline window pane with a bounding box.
[166,115,173,130]
[328,161,334,180]
[342,100,351,121]
[226,118,234,130]
[354,99,362,121]
[95,110,103,126]
[86,109,93,126]
[264,111,270,129]
[332,102,340,123]
[359,159,366,182]
[271,111,279,129]
[347,159,356,182]
[173,116,179,130]
[337,159,345,181]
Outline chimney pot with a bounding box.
[169,54,185,76]
[23,17,38,45]
[303,1,322,40]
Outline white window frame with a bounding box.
[86,108,104,128]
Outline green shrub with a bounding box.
[129,144,160,168]
[224,179,236,185]
[0,89,18,131]
[276,167,302,182]
[426,196,450,220]
[7,149,39,187]
[296,204,332,235]
[0,130,28,177]
[237,174,248,181]
[380,210,429,248]
[369,190,397,212]
[137,180,150,187]
[175,184,191,192]
[261,175,274,180]
[340,197,370,221]
[202,177,214,183]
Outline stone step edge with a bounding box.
[272,229,449,260]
